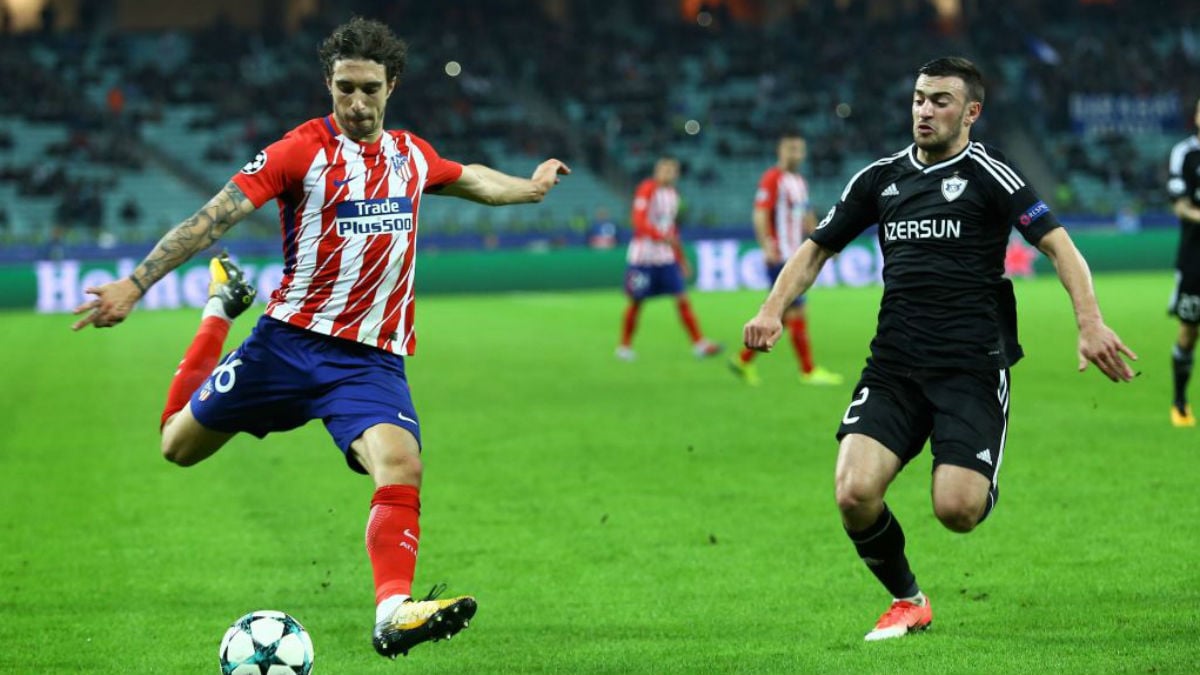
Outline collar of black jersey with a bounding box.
[907,143,972,174]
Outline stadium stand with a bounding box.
[1,0,1197,253]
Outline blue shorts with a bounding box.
[190,315,420,474]
[768,262,806,309]
[625,263,685,301]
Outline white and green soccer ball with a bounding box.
[218,610,314,675]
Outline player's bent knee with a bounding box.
[160,414,231,467]
[934,500,983,533]
[370,448,423,485]
[834,476,883,516]
[161,437,199,467]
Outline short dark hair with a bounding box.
[778,129,805,141]
[918,56,985,105]
[319,17,408,83]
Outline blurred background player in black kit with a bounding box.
[744,57,1137,641]
[1166,96,1200,427]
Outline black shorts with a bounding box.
[836,358,1010,483]
[1168,268,1200,324]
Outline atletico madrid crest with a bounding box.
[392,153,411,181]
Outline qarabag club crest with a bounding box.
[941,175,967,202]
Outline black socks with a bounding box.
[846,504,919,599]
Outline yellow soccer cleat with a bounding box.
[800,365,844,386]
[1171,404,1196,427]
[373,586,477,659]
[208,252,256,320]
[727,354,761,386]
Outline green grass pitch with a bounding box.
[1,271,1196,674]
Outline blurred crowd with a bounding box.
[1,0,1198,248]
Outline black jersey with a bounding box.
[1167,135,1200,273]
[810,142,1061,370]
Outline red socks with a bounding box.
[160,316,230,429]
[620,302,641,347]
[366,484,421,603]
[788,317,814,374]
[676,297,703,343]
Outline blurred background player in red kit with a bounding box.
[729,131,842,386]
[616,156,722,361]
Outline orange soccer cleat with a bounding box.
[864,595,933,641]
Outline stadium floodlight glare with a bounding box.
[445,61,462,77]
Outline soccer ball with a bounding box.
[218,610,314,675]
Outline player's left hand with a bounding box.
[1078,322,1138,382]
[744,312,783,352]
[531,159,571,193]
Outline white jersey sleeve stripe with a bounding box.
[970,144,1025,188]
[968,152,1019,194]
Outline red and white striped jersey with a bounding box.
[231,115,463,355]
[626,178,679,266]
[754,166,811,258]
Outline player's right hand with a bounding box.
[72,277,142,330]
[531,159,571,192]
[743,312,783,352]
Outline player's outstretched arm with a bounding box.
[744,239,834,352]
[72,181,256,330]
[435,160,570,206]
[1036,227,1138,382]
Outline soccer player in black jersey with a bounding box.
[1166,97,1200,427]
[743,57,1137,640]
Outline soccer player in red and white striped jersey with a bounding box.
[729,132,842,386]
[72,18,569,658]
[617,156,721,360]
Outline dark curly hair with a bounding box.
[318,17,408,83]
[918,56,985,105]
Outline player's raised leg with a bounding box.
[160,253,255,465]
[835,434,931,641]
[353,424,476,658]
[1171,322,1197,426]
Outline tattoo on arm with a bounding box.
[129,182,250,289]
